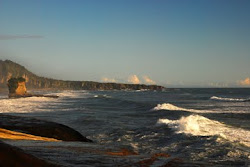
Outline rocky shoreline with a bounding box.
[0,114,92,142]
[0,114,92,167]
[0,140,60,167]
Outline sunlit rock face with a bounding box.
[7,77,27,97]
[15,81,27,95]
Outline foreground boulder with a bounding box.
[0,140,59,167]
[0,114,92,142]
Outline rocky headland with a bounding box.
[0,60,165,91]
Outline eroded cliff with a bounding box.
[0,60,165,90]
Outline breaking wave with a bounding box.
[157,115,250,147]
[50,90,90,98]
[210,96,250,102]
[152,103,249,113]
[94,94,111,98]
[0,97,58,113]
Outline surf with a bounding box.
[0,97,58,113]
[152,103,249,114]
[157,114,250,147]
[210,96,250,102]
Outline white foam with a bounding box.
[157,115,250,147]
[210,96,250,102]
[94,94,111,98]
[152,103,249,114]
[0,97,58,113]
[51,90,89,98]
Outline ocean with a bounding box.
[0,88,250,166]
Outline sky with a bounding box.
[0,0,250,87]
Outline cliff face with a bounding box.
[0,60,165,90]
[0,60,35,88]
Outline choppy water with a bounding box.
[0,89,250,166]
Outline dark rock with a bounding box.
[0,140,60,167]
[9,93,59,98]
[0,114,92,142]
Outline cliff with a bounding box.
[0,60,165,90]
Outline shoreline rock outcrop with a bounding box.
[0,114,92,142]
[7,77,59,98]
[0,114,92,166]
[8,77,27,98]
[0,140,60,167]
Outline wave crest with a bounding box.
[51,90,89,98]
[210,96,250,102]
[94,94,111,98]
[153,103,190,111]
[152,103,249,113]
[157,115,250,147]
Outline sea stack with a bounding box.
[7,77,59,98]
[8,77,28,98]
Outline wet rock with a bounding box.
[0,114,92,142]
[9,93,59,98]
[106,148,138,156]
[135,153,171,167]
[0,140,59,167]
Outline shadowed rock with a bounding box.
[0,114,92,142]
[0,140,60,167]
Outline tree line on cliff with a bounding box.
[0,60,164,90]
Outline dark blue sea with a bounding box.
[0,88,250,166]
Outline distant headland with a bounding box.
[0,60,165,91]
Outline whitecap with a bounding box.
[152,103,249,114]
[49,90,92,99]
[93,94,111,98]
[210,96,250,102]
[157,115,250,147]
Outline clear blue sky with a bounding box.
[0,0,250,87]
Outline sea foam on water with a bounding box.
[157,115,250,147]
[153,103,249,113]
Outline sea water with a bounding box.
[0,89,250,166]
